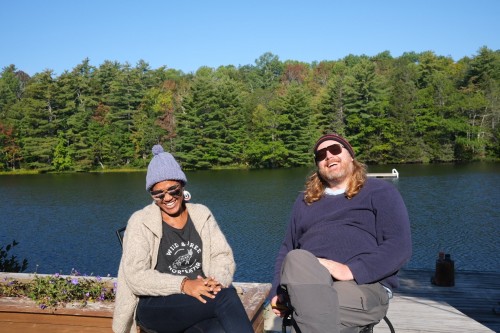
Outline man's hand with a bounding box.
[270,295,289,317]
[317,258,354,281]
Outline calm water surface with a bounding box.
[1,163,498,282]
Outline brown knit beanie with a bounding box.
[313,133,355,158]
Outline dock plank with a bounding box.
[367,169,399,179]
[390,269,499,332]
[264,269,500,333]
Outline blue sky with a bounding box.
[1,0,498,76]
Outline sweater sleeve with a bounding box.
[203,207,236,287]
[347,182,412,285]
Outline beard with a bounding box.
[318,159,353,185]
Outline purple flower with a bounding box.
[71,278,79,285]
[40,304,47,310]
[96,276,102,282]
[54,273,60,278]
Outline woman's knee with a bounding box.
[216,287,241,306]
[184,318,225,333]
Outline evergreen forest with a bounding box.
[0,47,499,172]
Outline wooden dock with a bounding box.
[367,168,399,179]
[265,269,500,333]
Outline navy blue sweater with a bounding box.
[270,178,412,299]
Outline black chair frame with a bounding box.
[116,226,126,247]
[282,313,395,333]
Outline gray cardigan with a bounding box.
[112,202,236,333]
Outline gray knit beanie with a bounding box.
[146,145,187,191]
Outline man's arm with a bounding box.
[317,258,353,281]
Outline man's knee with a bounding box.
[281,250,332,285]
[283,249,316,270]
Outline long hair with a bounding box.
[303,160,368,204]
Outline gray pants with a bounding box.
[280,249,390,333]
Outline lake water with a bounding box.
[1,163,499,283]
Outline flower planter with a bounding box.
[0,296,114,332]
[0,272,115,333]
[0,273,270,333]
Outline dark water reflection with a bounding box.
[1,163,498,282]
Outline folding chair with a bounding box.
[281,310,395,333]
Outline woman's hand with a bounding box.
[182,276,222,303]
[203,276,222,294]
[317,258,354,281]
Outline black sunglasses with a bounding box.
[150,185,183,201]
[314,144,344,162]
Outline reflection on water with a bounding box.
[0,163,498,282]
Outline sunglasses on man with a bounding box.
[150,185,183,201]
[314,143,344,162]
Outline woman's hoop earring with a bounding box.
[183,190,192,202]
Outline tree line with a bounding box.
[0,47,499,172]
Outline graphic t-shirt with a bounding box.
[155,215,204,279]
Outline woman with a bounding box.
[112,145,253,333]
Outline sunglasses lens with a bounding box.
[315,149,327,161]
[329,144,342,155]
[315,144,342,161]
[152,193,165,201]
[168,188,182,197]
[150,186,182,200]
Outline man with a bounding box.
[270,133,412,333]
